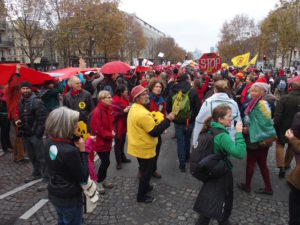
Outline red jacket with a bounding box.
[90,101,113,152]
[111,95,129,138]
[195,76,209,105]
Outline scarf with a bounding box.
[244,95,262,115]
[111,95,129,138]
[97,101,112,131]
[71,88,82,97]
[149,92,164,106]
[241,82,253,103]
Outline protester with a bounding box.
[44,107,89,225]
[273,69,288,99]
[0,85,13,157]
[16,81,48,190]
[238,82,276,195]
[233,72,246,107]
[166,73,200,172]
[194,104,245,225]
[127,85,174,203]
[90,90,114,194]
[274,81,300,178]
[193,80,241,145]
[193,73,209,105]
[148,78,166,178]
[285,127,300,225]
[63,76,93,123]
[40,78,64,113]
[111,84,131,170]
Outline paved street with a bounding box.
[0,124,294,225]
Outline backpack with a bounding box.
[277,78,287,92]
[190,128,224,181]
[97,80,114,96]
[84,80,94,95]
[172,87,193,122]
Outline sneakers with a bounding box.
[137,195,155,204]
[237,183,250,193]
[255,188,273,196]
[103,180,114,189]
[152,171,162,179]
[96,182,105,194]
[279,167,285,178]
[24,175,41,183]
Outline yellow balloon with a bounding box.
[75,121,90,141]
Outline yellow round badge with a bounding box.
[78,101,86,109]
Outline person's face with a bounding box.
[236,78,241,84]
[102,94,112,106]
[136,90,149,106]
[250,87,263,98]
[152,82,162,95]
[20,87,32,98]
[121,88,128,98]
[72,78,81,91]
[145,75,150,82]
[218,110,232,127]
[48,83,54,89]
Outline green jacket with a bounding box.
[41,82,64,113]
[211,121,246,168]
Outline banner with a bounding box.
[244,54,258,71]
[231,52,250,67]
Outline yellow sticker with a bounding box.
[78,101,86,109]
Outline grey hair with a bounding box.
[68,76,80,87]
[45,106,79,139]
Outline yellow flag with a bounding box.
[244,54,258,71]
[231,52,250,67]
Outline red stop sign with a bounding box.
[198,53,222,73]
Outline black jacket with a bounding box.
[18,93,47,138]
[166,80,200,124]
[45,138,89,207]
[274,90,300,144]
[63,89,93,123]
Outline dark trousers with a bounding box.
[23,135,47,178]
[153,135,162,172]
[245,148,272,191]
[114,134,126,164]
[0,116,12,151]
[137,157,155,201]
[53,204,82,225]
[96,151,110,183]
[289,185,300,225]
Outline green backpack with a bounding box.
[172,87,193,122]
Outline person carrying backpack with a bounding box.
[166,73,200,172]
[273,69,288,99]
[193,104,246,225]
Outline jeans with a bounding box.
[97,151,110,183]
[54,204,82,225]
[289,185,300,225]
[174,122,194,168]
[137,157,155,201]
[23,135,47,178]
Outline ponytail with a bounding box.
[201,116,212,134]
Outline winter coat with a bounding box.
[63,89,93,123]
[193,93,241,145]
[18,93,47,138]
[274,90,300,144]
[291,112,300,140]
[45,138,89,207]
[111,95,129,138]
[90,101,113,152]
[287,136,300,190]
[166,80,200,124]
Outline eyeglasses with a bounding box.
[104,96,112,99]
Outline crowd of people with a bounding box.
[0,63,300,225]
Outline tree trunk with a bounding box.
[289,49,293,68]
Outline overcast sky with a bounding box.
[119,0,278,53]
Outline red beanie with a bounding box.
[256,77,267,83]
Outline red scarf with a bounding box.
[244,96,262,115]
[97,101,112,131]
[111,95,129,138]
[71,88,82,97]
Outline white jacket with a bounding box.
[192,93,241,145]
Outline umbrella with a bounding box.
[46,67,99,79]
[100,61,131,75]
[0,64,55,85]
[288,76,300,83]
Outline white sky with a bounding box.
[119,0,278,53]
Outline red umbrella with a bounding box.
[0,64,55,85]
[46,67,98,80]
[100,61,131,75]
[288,76,300,83]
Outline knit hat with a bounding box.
[20,81,32,89]
[256,77,267,83]
[236,72,244,80]
[252,81,270,93]
[131,85,147,99]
